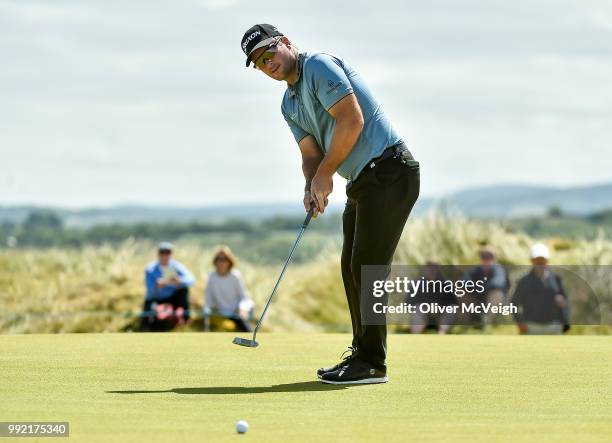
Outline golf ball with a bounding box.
[236,420,249,434]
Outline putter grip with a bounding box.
[302,207,314,228]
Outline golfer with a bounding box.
[241,24,420,384]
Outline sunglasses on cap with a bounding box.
[252,37,282,70]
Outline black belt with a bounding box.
[370,142,414,168]
[349,143,414,186]
[368,145,402,168]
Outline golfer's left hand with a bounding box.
[310,170,332,214]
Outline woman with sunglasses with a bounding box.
[204,246,254,332]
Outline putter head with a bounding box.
[232,337,259,347]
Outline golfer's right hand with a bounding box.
[304,191,319,217]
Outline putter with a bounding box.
[233,206,314,348]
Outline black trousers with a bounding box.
[142,286,191,324]
[342,155,420,368]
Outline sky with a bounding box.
[2,0,612,208]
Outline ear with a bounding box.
[281,36,291,47]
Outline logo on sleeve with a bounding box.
[326,80,343,95]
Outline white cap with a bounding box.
[158,241,174,252]
[530,243,550,259]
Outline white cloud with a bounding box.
[2,0,612,207]
[198,0,240,11]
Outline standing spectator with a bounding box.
[204,246,254,332]
[463,248,510,327]
[512,243,570,335]
[141,242,195,330]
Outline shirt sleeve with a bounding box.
[305,54,354,111]
[511,278,527,323]
[282,107,309,144]
[174,261,196,287]
[204,274,215,312]
[235,271,254,312]
[488,265,509,291]
[556,275,570,326]
[555,275,567,298]
[145,267,157,301]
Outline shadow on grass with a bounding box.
[107,381,353,395]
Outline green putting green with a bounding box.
[1,333,611,442]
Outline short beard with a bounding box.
[280,46,299,80]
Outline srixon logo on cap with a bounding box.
[242,30,261,53]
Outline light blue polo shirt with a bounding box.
[281,52,402,181]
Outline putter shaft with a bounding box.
[236,208,314,346]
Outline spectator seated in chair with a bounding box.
[409,262,457,334]
[512,243,570,335]
[141,242,195,331]
[204,246,254,332]
[463,248,511,328]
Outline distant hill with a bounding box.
[1,182,611,224]
[436,183,612,217]
[0,203,340,227]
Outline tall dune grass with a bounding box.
[1,216,611,334]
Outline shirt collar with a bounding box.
[287,52,306,98]
[531,267,551,279]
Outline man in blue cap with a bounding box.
[241,24,420,384]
